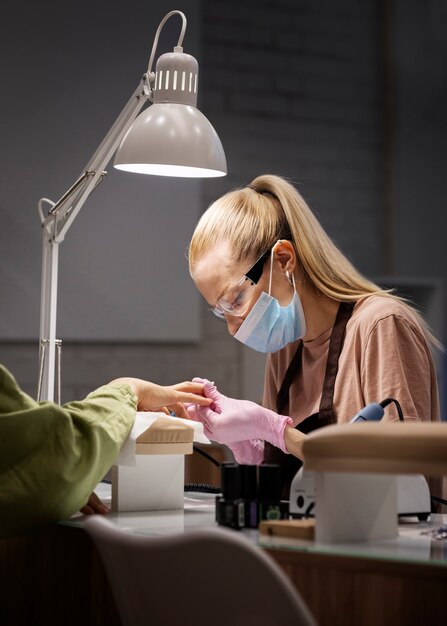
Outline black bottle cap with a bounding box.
[258,464,281,501]
[221,463,241,500]
[239,464,258,500]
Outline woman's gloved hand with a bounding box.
[226,439,265,465]
[187,378,292,454]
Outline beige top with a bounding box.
[263,295,440,425]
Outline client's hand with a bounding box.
[109,378,212,414]
[187,378,292,454]
[80,491,109,516]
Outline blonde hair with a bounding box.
[189,174,440,349]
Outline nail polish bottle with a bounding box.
[239,464,258,528]
[258,464,282,521]
[216,463,245,530]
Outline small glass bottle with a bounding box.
[215,463,245,530]
[240,464,259,528]
[258,464,282,521]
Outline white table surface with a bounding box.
[62,481,447,567]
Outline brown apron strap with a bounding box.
[318,301,355,420]
[276,301,355,418]
[269,300,356,499]
[276,342,303,415]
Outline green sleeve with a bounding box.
[0,364,137,537]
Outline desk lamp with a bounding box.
[36,10,226,403]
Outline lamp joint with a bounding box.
[140,72,154,101]
[85,170,107,180]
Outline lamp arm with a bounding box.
[41,79,149,244]
[37,75,150,402]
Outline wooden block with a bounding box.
[259,519,315,540]
[303,421,447,476]
[136,417,194,455]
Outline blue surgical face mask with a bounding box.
[234,250,306,353]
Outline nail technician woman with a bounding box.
[187,174,441,498]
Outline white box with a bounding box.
[112,454,185,512]
[315,472,398,543]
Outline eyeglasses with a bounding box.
[211,251,270,319]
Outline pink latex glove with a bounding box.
[227,439,265,465]
[187,378,292,455]
[185,385,264,463]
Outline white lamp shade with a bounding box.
[114,102,227,178]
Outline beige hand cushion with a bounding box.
[302,422,447,475]
[136,417,194,455]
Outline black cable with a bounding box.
[184,446,223,494]
[431,496,447,508]
[380,397,404,421]
[192,444,222,470]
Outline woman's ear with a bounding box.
[273,240,296,274]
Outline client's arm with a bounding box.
[0,365,210,536]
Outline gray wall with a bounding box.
[1,0,446,416]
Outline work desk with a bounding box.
[1,483,446,626]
